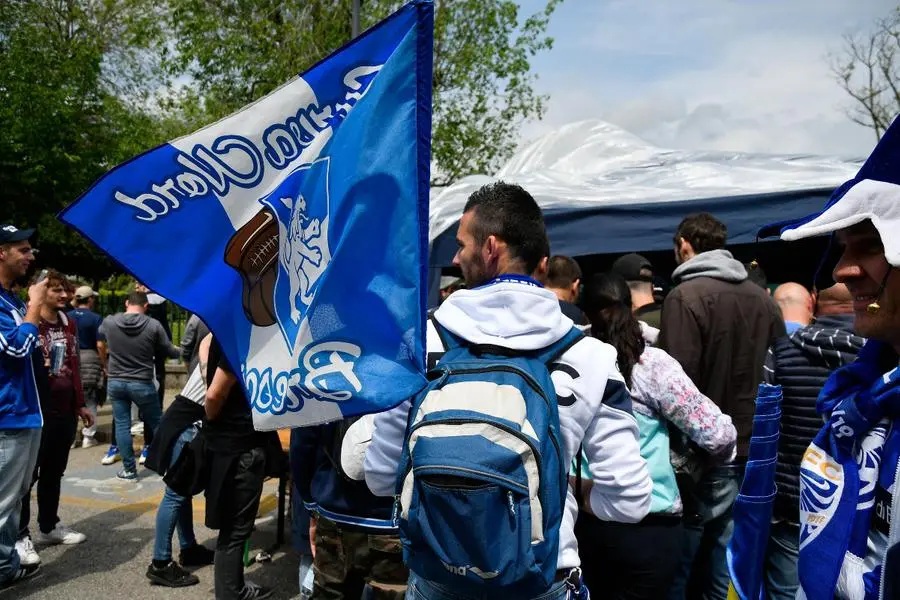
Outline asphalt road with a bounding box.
[4,440,301,600]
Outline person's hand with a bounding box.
[78,407,95,428]
[28,279,48,305]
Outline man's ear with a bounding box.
[571,278,580,297]
[678,237,695,260]
[484,235,500,265]
[533,256,549,282]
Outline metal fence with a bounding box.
[94,293,189,346]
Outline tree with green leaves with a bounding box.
[163,0,561,185]
[0,0,172,281]
[3,0,560,281]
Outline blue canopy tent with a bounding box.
[427,120,861,305]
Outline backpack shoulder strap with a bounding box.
[429,315,463,352]
[537,326,585,367]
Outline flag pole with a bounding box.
[352,0,361,38]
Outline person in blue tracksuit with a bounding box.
[0,224,46,589]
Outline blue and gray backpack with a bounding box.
[394,319,583,594]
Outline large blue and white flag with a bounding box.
[61,1,434,429]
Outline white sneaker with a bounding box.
[15,537,41,566]
[101,445,120,465]
[35,524,86,545]
[82,436,98,449]
[130,422,144,436]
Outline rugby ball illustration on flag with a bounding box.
[224,209,279,327]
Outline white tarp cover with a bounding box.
[429,120,863,242]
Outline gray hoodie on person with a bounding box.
[100,313,180,382]
[671,249,748,284]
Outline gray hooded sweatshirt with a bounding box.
[671,249,748,284]
[100,313,180,382]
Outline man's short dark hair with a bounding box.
[546,256,582,289]
[674,213,728,254]
[463,182,549,274]
[126,291,148,307]
[44,269,73,292]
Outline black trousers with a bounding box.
[143,360,166,448]
[20,415,77,537]
[574,511,684,600]
[213,447,266,600]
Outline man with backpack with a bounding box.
[365,182,653,600]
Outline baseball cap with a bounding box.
[611,253,653,282]
[0,225,35,244]
[759,115,900,267]
[74,285,98,299]
[440,276,463,290]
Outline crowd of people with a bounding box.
[0,230,285,598]
[1,137,898,600]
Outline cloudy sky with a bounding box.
[516,0,893,158]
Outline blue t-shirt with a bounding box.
[785,320,805,335]
[67,308,105,350]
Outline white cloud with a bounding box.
[518,0,893,158]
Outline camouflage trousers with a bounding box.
[312,514,408,600]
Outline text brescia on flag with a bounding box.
[61,1,434,429]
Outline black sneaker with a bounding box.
[179,543,215,567]
[0,563,41,589]
[116,469,138,481]
[239,582,274,600]
[146,561,200,587]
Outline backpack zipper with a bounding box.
[412,464,529,494]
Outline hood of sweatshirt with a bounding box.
[113,312,152,336]
[146,293,166,306]
[433,276,573,349]
[672,249,748,284]
[790,314,866,369]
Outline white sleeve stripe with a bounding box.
[1,331,36,357]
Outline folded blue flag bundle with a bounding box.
[727,383,782,600]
